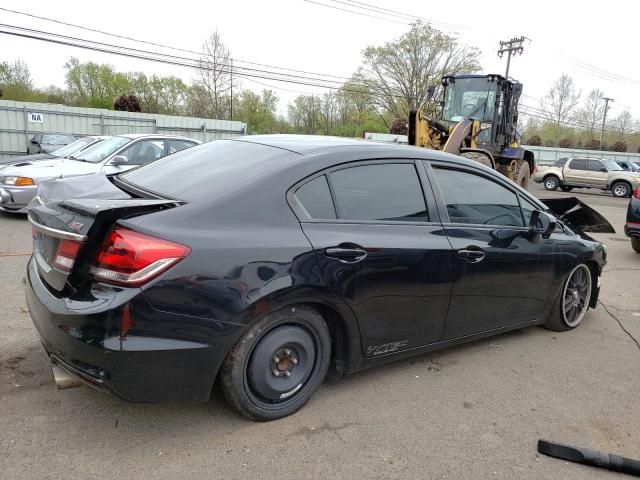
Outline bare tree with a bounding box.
[197,31,234,119]
[359,22,481,119]
[576,88,604,138]
[540,74,581,143]
[608,108,633,138]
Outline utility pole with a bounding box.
[600,97,614,149]
[230,58,233,121]
[498,36,526,78]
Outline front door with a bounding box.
[586,159,608,187]
[293,161,454,356]
[429,164,556,339]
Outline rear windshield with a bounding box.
[120,140,290,201]
[42,134,76,145]
[75,136,130,163]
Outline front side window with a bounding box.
[433,168,523,227]
[330,163,428,222]
[603,159,623,171]
[568,159,587,170]
[119,140,165,165]
[587,160,605,172]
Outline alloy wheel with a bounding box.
[561,265,592,327]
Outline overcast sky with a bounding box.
[1,0,638,121]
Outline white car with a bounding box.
[0,134,200,213]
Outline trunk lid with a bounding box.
[540,197,615,233]
[28,175,180,292]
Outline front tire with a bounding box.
[632,236,640,253]
[543,264,592,331]
[544,176,560,191]
[220,305,331,421]
[611,181,631,198]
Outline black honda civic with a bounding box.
[26,135,613,420]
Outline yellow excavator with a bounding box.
[408,73,534,189]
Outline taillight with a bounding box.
[53,239,83,272]
[634,187,640,199]
[90,227,191,287]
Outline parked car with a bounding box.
[27,133,77,154]
[0,136,108,167]
[534,157,640,197]
[25,135,612,420]
[0,134,200,213]
[625,186,640,253]
[616,160,640,173]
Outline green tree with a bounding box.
[64,57,130,108]
[359,22,481,120]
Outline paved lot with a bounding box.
[1,184,639,479]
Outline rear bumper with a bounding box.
[624,222,640,238]
[25,257,240,402]
[0,185,37,213]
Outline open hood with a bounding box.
[540,197,615,233]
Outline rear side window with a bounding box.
[433,168,523,227]
[295,175,336,219]
[330,164,428,222]
[168,140,198,154]
[568,158,587,170]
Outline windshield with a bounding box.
[443,77,496,122]
[603,159,623,171]
[42,134,76,145]
[74,136,130,163]
[52,137,95,158]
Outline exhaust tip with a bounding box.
[51,365,83,390]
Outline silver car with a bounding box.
[0,134,200,213]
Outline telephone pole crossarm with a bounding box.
[498,36,527,78]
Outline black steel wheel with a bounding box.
[543,264,593,331]
[220,305,331,421]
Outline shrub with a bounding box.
[611,141,627,152]
[584,139,601,150]
[390,117,408,135]
[558,138,574,148]
[526,134,542,146]
[114,94,142,112]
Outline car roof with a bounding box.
[232,134,466,163]
[117,133,200,142]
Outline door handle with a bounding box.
[325,246,368,264]
[457,248,486,263]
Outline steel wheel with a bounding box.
[246,325,317,403]
[561,264,592,327]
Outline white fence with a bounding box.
[0,99,247,158]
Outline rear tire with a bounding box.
[544,176,560,191]
[611,181,631,198]
[543,264,592,332]
[460,151,494,169]
[220,305,331,421]
[515,160,530,190]
[632,236,640,253]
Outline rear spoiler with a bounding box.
[540,198,615,233]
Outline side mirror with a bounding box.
[109,155,128,165]
[529,210,556,239]
[600,167,607,172]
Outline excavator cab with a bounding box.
[408,73,533,189]
[440,74,522,155]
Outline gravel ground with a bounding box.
[0,184,638,480]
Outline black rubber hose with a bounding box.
[538,439,640,477]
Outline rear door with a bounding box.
[563,158,588,184]
[428,163,555,339]
[291,160,454,356]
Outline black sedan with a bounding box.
[625,186,640,252]
[26,136,612,420]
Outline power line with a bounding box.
[303,0,410,25]
[0,6,354,82]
